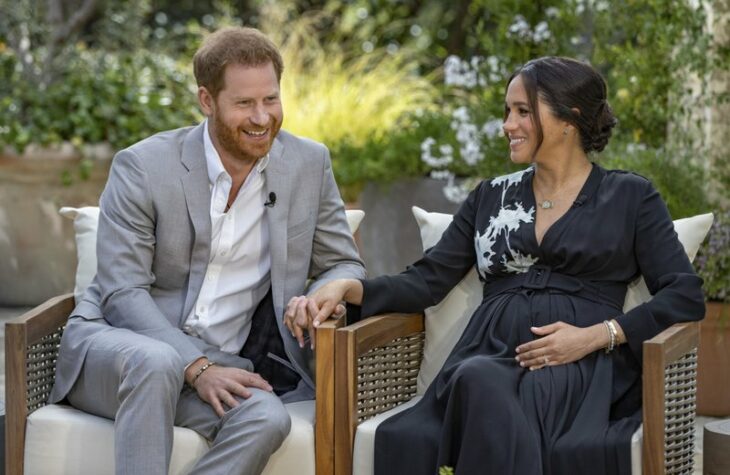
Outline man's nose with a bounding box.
[251,105,269,125]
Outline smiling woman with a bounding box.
[307,56,705,475]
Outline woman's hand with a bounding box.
[282,279,363,350]
[310,278,364,327]
[283,295,344,350]
[515,321,608,370]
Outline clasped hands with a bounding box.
[283,278,363,350]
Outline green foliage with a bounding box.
[439,466,455,475]
[695,211,730,303]
[266,10,437,149]
[0,47,199,151]
[0,0,205,152]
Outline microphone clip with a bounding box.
[264,192,277,208]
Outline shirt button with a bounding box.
[198,305,206,313]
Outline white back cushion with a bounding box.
[60,206,366,304]
[412,206,713,395]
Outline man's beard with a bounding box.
[213,109,277,163]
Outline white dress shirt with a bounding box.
[183,121,272,353]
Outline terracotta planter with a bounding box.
[697,301,730,416]
[0,147,112,306]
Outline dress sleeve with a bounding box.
[614,179,705,361]
[359,182,483,318]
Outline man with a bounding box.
[48,27,365,475]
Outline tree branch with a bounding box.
[49,0,101,47]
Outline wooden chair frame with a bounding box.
[333,313,699,475]
[4,293,342,475]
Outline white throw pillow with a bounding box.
[411,205,713,395]
[60,206,366,304]
[59,207,100,304]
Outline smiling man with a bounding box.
[48,27,365,475]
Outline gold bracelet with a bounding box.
[191,361,216,387]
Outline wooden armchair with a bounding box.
[4,293,343,475]
[333,313,699,475]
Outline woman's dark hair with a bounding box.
[506,56,618,154]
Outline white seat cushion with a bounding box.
[352,397,422,475]
[25,401,315,475]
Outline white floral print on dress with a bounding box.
[475,168,537,277]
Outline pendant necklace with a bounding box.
[539,198,555,210]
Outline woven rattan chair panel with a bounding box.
[356,332,424,422]
[663,350,697,475]
[26,326,64,413]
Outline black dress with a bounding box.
[359,164,705,475]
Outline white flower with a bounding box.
[533,21,551,42]
[482,119,503,139]
[507,15,532,39]
[451,106,471,125]
[443,180,471,203]
[545,7,560,18]
[420,137,454,168]
[430,169,453,180]
[444,55,480,89]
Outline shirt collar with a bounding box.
[203,119,270,186]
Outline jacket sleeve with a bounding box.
[306,146,367,292]
[95,149,205,365]
[359,182,483,318]
[614,179,705,362]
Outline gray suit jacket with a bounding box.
[49,123,365,403]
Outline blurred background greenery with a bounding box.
[1,1,728,269]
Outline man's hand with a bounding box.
[283,295,345,350]
[514,322,608,370]
[186,360,273,417]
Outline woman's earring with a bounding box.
[563,128,569,136]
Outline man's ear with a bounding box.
[198,87,214,117]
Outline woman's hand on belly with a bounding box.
[514,321,609,370]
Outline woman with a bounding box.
[297,57,705,474]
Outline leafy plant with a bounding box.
[0,0,202,153]
[261,7,438,154]
[696,211,730,303]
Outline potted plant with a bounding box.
[695,210,730,416]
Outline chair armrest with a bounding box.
[642,322,699,475]
[334,313,424,475]
[5,293,74,475]
[315,316,345,475]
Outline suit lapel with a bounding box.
[180,123,211,322]
[264,137,290,316]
